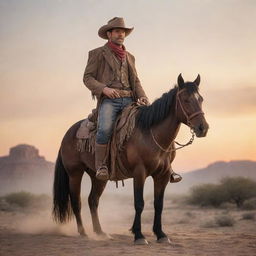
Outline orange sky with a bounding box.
[0,0,256,172]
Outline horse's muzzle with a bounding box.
[193,122,209,137]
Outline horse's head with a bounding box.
[176,74,209,137]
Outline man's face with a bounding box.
[107,28,126,46]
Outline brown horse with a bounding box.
[52,74,209,245]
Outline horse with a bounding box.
[52,74,209,245]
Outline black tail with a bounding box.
[52,150,73,223]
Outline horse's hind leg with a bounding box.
[69,169,86,236]
[88,176,107,235]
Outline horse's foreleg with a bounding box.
[131,167,147,244]
[153,172,170,243]
[88,176,107,235]
[69,171,86,236]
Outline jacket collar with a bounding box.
[102,43,134,71]
[102,43,116,71]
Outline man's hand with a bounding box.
[102,87,120,99]
[137,97,150,106]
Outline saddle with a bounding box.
[76,103,140,181]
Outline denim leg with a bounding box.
[96,97,134,144]
[122,97,133,108]
[96,99,121,144]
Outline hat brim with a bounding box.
[98,25,134,40]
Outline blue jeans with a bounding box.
[96,97,133,144]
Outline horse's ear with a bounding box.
[177,73,184,88]
[194,74,201,86]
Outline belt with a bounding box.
[115,89,133,98]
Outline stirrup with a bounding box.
[170,172,182,183]
[96,166,109,181]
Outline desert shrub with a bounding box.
[201,220,217,228]
[242,198,256,210]
[4,191,35,207]
[202,215,235,228]
[185,211,196,218]
[3,191,50,209]
[177,218,190,224]
[220,177,256,208]
[219,202,236,210]
[188,177,256,208]
[215,214,235,227]
[241,213,255,220]
[188,183,227,207]
[0,197,15,211]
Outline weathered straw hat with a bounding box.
[98,17,134,40]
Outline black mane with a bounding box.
[136,83,199,131]
[136,86,178,130]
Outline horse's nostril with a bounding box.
[199,124,204,132]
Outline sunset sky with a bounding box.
[1,0,255,172]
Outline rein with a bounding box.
[150,128,195,153]
[176,88,204,127]
[150,87,203,153]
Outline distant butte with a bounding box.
[8,144,45,162]
[0,144,54,194]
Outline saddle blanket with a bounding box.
[76,103,140,181]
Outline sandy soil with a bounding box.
[0,198,256,256]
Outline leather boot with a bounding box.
[95,143,109,181]
[169,167,182,183]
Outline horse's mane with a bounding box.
[136,83,199,131]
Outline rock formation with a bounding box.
[0,144,54,194]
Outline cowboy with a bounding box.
[83,17,149,181]
[83,17,182,183]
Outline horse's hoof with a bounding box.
[97,232,113,240]
[134,238,149,245]
[157,237,171,244]
[78,226,87,237]
[79,232,87,237]
[105,234,114,240]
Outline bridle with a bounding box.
[175,87,204,127]
[150,87,204,153]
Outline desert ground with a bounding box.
[0,194,256,256]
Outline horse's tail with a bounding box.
[52,150,73,223]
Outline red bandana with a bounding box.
[107,41,127,61]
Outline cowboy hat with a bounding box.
[98,17,134,40]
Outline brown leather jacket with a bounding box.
[83,43,147,101]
